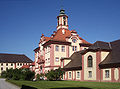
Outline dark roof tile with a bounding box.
[0,53,33,63]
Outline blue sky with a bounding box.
[0,0,120,60]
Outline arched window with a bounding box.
[88,55,93,67]
[64,21,66,25]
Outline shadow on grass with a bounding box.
[50,87,92,89]
[21,85,37,89]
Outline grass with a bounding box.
[7,80,120,89]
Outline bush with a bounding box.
[1,71,7,78]
[1,68,35,81]
[45,68,64,81]
[36,73,45,81]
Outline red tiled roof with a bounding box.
[30,62,35,66]
[40,29,91,46]
[21,65,29,69]
[44,37,51,42]
[51,29,71,42]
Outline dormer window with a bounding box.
[72,39,77,43]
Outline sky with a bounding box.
[0,0,120,61]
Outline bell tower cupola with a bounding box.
[57,9,68,30]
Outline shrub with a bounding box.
[36,73,45,81]
[45,68,64,81]
[1,68,35,81]
[1,71,7,78]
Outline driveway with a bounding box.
[0,78,20,89]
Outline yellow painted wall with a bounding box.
[54,44,67,66]
[103,68,111,80]
[84,52,96,80]
[0,63,27,74]
[45,46,50,66]
[114,68,119,81]
[101,51,109,62]
[68,36,82,56]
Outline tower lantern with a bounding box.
[57,9,68,30]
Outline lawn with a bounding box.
[7,80,120,89]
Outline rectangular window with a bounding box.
[69,72,71,78]
[6,63,8,66]
[1,67,3,71]
[88,71,92,78]
[75,46,77,51]
[55,45,59,51]
[55,57,59,62]
[105,70,109,78]
[11,63,13,66]
[72,46,77,51]
[72,46,74,51]
[20,63,22,66]
[46,59,47,63]
[17,63,19,66]
[77,72,80,78]
[48,58,50,63]
[6,67,8,70]
[1,63,3,66]
[61,46,65,52]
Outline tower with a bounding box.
[57,9,68,30]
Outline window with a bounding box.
[64,21,66,25]
[63,16,66,20]
[61,46,65,52]
[77,72,80,78]
[105,70,109,78]
[69,72,71,78]
[55,45,59,51]
[88,71,92,78]
[1,63,3,66]
[6,67,8,70]
[20,63,22,66]
[1,67,3,71]
[46,59,47,63]
[11,63,13,66]
[72,46,77,51]
[55,57,59,62]
[48,58,50,63]
[88,56,93,67]
[17,63,19,66]
[6,63,8,66]
[75,46,77,51]
[72,39,77,43]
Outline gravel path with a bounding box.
[0,78,20,89]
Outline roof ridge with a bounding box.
[108,42,112,49]
[0,53,24,56]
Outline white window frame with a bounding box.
[61,46,65,52]
[105,70,109,78]
[69,72,72,78]
[55,57,59,62]
[77,72,80,78]
[88,71,92,78]
[55,45,59,51]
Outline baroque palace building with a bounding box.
[33,9,120,82]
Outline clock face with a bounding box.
[72,39,77,43]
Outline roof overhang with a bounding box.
[63,66,82,71]
[99,62,120,69]
[42,40,71,47]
